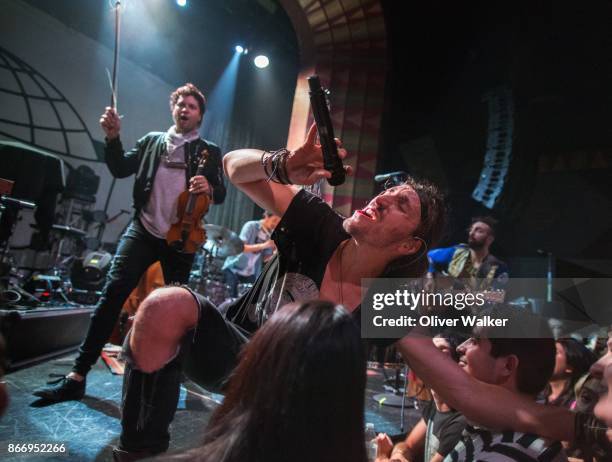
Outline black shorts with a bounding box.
[181,289,250,392]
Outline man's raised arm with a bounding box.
[397,334,575,442]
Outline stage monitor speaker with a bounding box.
[71,251,112,291]
[0,305,93,371]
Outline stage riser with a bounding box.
[0,305,93,371]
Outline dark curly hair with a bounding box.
[169,83,206,119]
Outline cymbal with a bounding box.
[203,224,244,258]
[51,224,87,237]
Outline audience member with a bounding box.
[590,328,612,449]
[441,332,568,461]
[398,307,572,461]
[376,332,466,462]
[566,372,609,461]
[165,300,367,462]
[545,338,595,408]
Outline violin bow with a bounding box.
[110,0,122,110]
[103,0,123,215]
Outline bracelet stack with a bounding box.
[261,149,293,185]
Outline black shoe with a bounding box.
[33,375,86,402]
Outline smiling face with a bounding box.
[172,95,202,134]
[343,185,422,252]
[457,337,511,387]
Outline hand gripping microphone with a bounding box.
[307,75,345,186]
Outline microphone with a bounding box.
[307,75,345,186]
[374,171,408,184]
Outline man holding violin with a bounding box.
[33,83,225,402]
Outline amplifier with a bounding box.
[0,305,93,371]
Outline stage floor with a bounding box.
[0,353,421,461]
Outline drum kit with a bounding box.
[188,224,252,306]
[1,189,252,307]
[0,194,93,305]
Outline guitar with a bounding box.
[428,273,506,304]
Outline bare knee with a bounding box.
[129,286,198,373]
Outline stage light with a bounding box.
[235,45,244,54]
[254,55,269,69]
[176,0,187,7]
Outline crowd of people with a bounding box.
[27,83,612,462]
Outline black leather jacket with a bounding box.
[104,132,226,211]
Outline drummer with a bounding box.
[222,211,280,297]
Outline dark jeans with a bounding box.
[223,268,255,298]
[119,290,248,453]
[72,218,194,376]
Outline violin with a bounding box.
[166,149,211,253]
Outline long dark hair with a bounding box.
[180,301,367,462]
[546,338,596,406]
[384,176,446,278]
[557,338,596,384]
